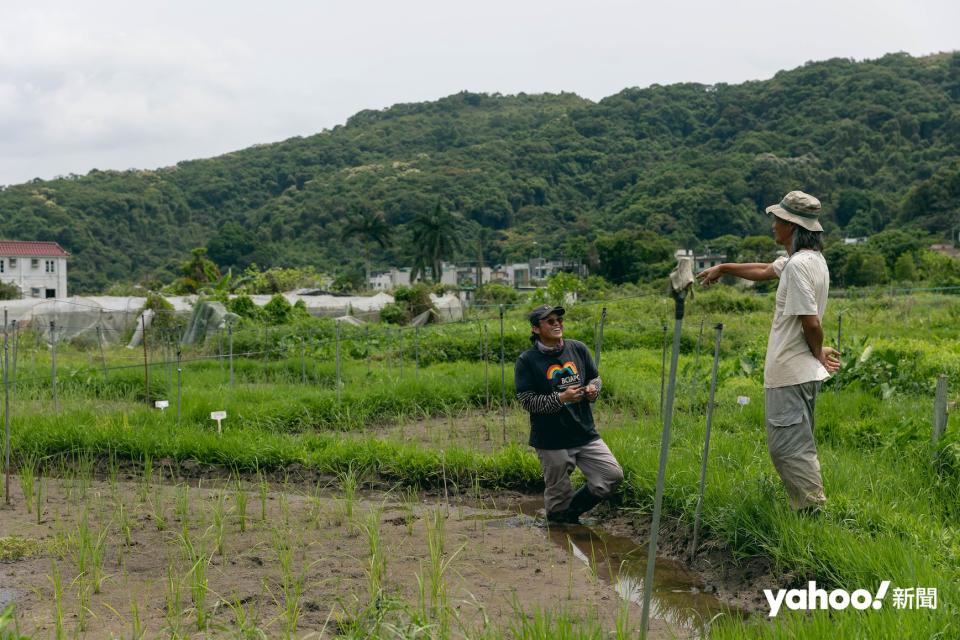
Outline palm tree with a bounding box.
[409,202,463,283]
[340,207,391,284]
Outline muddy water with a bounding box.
[490,498,747,634]
[0,587,22,611]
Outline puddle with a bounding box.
[0,587,21,611]
[486,498,748,634]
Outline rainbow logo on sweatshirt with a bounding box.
[546,361,578,380]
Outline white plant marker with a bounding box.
[155,400,169,411]
[211,410,227,435]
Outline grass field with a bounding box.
[1,289,958,638]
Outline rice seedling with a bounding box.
[49,560,65,640]
[165,562,184,636]
[308,480,324,530]
[178,529,212,631]
[338,464,358,525]
[18,457,35,513]
[175,483,190,531]
[74,574,92,633]
[234,477,249,533]
[34,475,44,525]
[116,497,133,547]
[220,593,265,640]
[212,490,228,557]
[257,471,269,523]
[129,598,145,640]
[272,528,306,639]
[137,453,153,503]
[150,485,168,531]
[72,510,109,594]
[357,505,386,610]
[278,491,290,528]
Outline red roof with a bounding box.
[0,241,70,257]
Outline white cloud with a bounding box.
[0,0,957,185]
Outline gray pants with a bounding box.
[536,439,624,514]
[765,381,826,510]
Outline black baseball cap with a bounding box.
[527,305,565,325]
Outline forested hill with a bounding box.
[3,51,959,293]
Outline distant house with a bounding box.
[843,237,868,245]
[694,254,726,271]
[0,241,69,299]
[930,244,960,259]
[677,249,726,272]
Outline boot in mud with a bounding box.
[547,486,602,525]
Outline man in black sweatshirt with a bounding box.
[515,304,624,524]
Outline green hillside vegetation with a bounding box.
[1,52,959,293]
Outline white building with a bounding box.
[369,268,412,291]
[0,241,69,299]
[678,248,726,272]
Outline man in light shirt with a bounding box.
[697,190,840,513]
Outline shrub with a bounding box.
[227,294,263,321]
[475,283,519,306]
[263,294,293,325]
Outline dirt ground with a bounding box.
[1,471,698,639]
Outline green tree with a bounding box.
[533,272,584,306]
[866,229,925,269]
[409,202,463,282]
[592,230,675,284]
[340,207,391,283]
[0,281,20,300]
[738,236,779,263]
[893,252,917,282]
[263,293,293,325]
[173,248,221,294]
[206,222,259,270]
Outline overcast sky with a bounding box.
[1,0,957,187]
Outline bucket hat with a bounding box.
[765,191,823,232]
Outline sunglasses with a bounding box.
[541,317,564,326]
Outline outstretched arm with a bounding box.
[697,262,779,285]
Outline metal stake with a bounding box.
[336,321,342,404]
[10,320,17,396]
[301,336,307,384]
[3,329,10,505]
[499,305,506,443]
[482,322,490,410]
[228,323,234,387]
[595,307,607,368]
[659,320,668,420]
[835,311,843,391]
[415,325,420,379]
[690,323,723,560]
[176,348,183,423]
[365,325,371,376]
[141,314,150,404]
[640,289,688,637]
[51,320,59,412]
[96,325,108,379]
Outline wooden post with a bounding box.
[933,375,948,444]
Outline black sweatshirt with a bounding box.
[514,339,600,450]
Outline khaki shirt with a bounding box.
[764,251,830,388]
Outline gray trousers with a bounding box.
[536,439,624,514]
[765,381,826,510]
